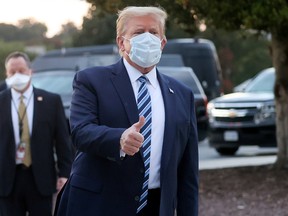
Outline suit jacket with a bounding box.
[0,80,7,92]
[56,59,199,216]
[0,87,73,196]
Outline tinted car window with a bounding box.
[245,68,275,93]
[163,38,222,100]
[158,54,185,67]
[32,70,74,95]
[32,55,121,71]
[158,67,201,94]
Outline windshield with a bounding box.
[158,67,204,95]
[32,71,74,96]
[245,69,275,93]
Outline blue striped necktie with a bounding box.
[136,76,152,213]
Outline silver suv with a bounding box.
[207,67,276,155]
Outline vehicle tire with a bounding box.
[216,147,239,156]
[198,130,207,142]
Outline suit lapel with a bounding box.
[110,63,178,166]
[157,72,178,175]
[5,91,14,135]
[110,60,139,125]
[111,64,178,166]
[31,88,42,138]
[1,90,17,154]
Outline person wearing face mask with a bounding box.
[0,51,73,216]
[55,6,198,216]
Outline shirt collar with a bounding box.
[11,85,33,101]
[123,58,158,89]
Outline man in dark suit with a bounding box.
[56,6,198,216]
[0,51,73,216]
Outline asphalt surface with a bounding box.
[199,139,277,170]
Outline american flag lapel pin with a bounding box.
[37,96,43,101]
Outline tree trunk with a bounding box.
[271,34,288,168]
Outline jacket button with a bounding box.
[135,196,139,201]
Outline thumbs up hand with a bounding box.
[120,116,145,156]
[133,116,145,132]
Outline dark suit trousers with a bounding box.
[0,165,52,216]
[137,188,161,216]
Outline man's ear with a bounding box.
[161,36,167,50]
[116,36,125,52]
[29,68,33,76]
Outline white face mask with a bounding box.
[6,73,31,91]
[124,32,162,68]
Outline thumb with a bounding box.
[133,116,145,132]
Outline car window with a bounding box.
[162,39,222,100]
[158,67,202,94]
[158,54,185,67]
[169,71,200,94]
[86,55,120,67]
[32,54,121,71]
[245,70,275,93]
[32,72,74,95]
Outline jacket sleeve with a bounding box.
[54,94,73,178]
[177,91,199,216]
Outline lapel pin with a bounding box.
[169,88,174,94]
[37,96,43,101]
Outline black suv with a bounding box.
[163,38,223,100]
[207,67,276,155]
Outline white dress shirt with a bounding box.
[11,85,34,164]
[123,59,165,189]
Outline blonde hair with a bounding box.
[116,6,167,37]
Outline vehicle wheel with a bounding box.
[198,130,207,142]
[216,147,239,156]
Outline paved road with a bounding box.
[199,139,277,170]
